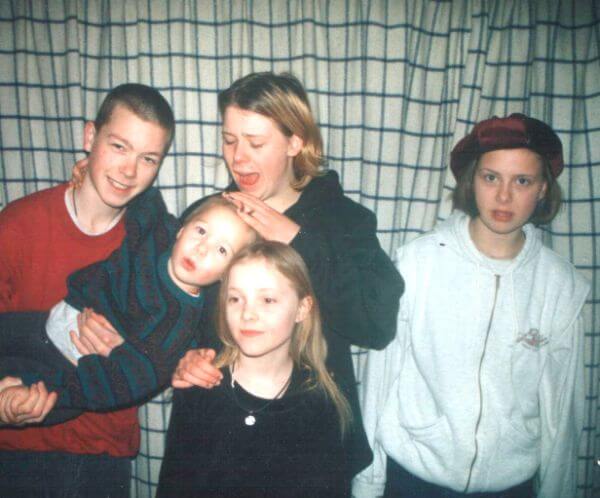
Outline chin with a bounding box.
[238,349,267,359]
[490,224,522,237]
[102,192,136,209]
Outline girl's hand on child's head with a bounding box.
[70,157,89,189]
[71,307,124,357]
[222,192,300,244]
[172,348,222,389]
[0,381,57,426]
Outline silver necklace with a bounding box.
[229,366,292,427]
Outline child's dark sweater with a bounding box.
[1,187,204,413]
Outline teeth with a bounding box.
[109,178,130,190]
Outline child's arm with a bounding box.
[69,310,222,390]
[49,306,200,412]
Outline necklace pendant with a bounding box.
[244,415,256,426]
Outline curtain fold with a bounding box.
[1,1,598,496]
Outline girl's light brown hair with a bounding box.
[218,72,324,190]
[215,240,351,436]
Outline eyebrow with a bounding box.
[479,167,537,178]
[108,133,133,149]
[227,286,275,292]
[108,133,163,157]
[221,130,266,139]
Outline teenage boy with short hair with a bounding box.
[0,83,174,497]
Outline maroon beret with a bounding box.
[450,113,564,179]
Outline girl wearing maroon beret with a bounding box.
[355,114,589,498]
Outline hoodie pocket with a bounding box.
[398,413,449,442]
[482,415,539,489]
[392,405,454,468]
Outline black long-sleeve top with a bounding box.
[158,367,349,497]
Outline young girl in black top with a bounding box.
[158,241,352,497]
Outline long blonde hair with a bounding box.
[215,241,351,436]
[218,72,324,190]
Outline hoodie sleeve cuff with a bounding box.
[351,478,385,498]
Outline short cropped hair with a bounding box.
[94,83,175,153]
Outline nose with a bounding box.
[120,157,138,178]
[241,301,257,322]
[233,142,247,163]
[496,181,512,203]
[196,241,209,256]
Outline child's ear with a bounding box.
[83,121,97,153]
[295,296,313,323]
[175,227,184,239]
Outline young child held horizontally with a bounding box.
[354,114,590,498]
[158,241,352,497]
[0,191,256,424]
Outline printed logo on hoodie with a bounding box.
[516,329,549,350]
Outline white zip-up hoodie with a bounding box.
[353,212,590,498]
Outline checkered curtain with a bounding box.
[1,1,598,496]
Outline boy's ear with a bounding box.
[83,121,97,153]
[295,296,312,323]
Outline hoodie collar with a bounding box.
[285,170,343,217]
[436,211,542,275]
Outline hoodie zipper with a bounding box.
[464,274,500,492]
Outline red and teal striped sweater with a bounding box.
[55,187,204,411]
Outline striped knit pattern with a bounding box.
[57,187,204,410]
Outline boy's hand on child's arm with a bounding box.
[0,381,57,426]
[70,157,88,189]
[172,348,222,389]
[71,307,124,357]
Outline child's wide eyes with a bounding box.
[483,173,496,182]
[196,226,206,235]
[516,177,531,186]
[218,246,228,256]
